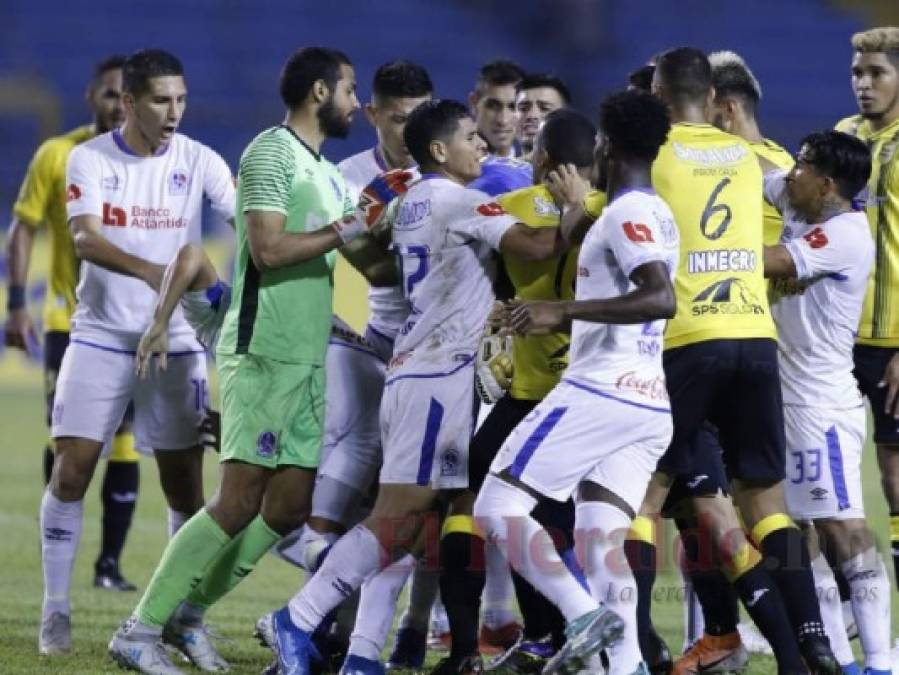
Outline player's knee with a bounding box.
[261,500,311,536]
[50,458,91,501]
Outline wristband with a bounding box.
[332,214,366,244]
[7,284,25,311]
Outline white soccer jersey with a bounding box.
[765,172,874,408]
[338,147,415,339]
[387,175,517,375]
[564,190,679,409]
[66,130,235,351]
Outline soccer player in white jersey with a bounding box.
[258,98,575,675]
[474,89,678,675]
[39,49,235,656]
[763,131,892,675]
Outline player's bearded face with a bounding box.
[319,65,360,139]
[476,84,518,155]
[852,51,899,121]
[90,68,125,133]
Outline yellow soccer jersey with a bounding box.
[836,114,899,345]
[652,123,775,349]
[497,185,580,400]
[750,139,794,246]
[12,125,94,332]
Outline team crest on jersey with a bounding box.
[168,170,190,195]
[440,448,459,477]
[256,430,277,459]
[66,184,81,202]
[102,175,122,191]
[533,196,559,217]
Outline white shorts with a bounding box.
[379,357,477,489]
[52,339,207,450]
[783,404,865,521]
[489,379,673,512]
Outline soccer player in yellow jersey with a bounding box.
[836,27,899,613]
[3,56,143,594]
[634,47,836,674]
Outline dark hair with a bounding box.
[655,47,712,101]
[599,89,671,162]
[280,47,351,109]
[516,73,571,104]
[372,59,433,100]
[627,64,655,93]
[94,55,126,80]
[404,99,470,167]
[800,130,872,201]
[123,49,183,97]
[539,109,595,168]
[709,51,761,114]
[476,59,525,92]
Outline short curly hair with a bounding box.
[599,89,671,162]
[373,60,433,100]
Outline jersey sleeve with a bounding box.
[65,145,103,220]
[784,218,858,281]
[202,147,236,221]
[762,170,789,214]
[445,189,518,250]
[13,139,60,228]
[238,132,295,214]
[604,199,674,278]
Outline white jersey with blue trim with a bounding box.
[387,175,517,376]
[765,172,874,408]
[338,147,415,340]
[564,190,679,410]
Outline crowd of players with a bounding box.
[7,24,899,675]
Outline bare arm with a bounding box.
[763,244,797,279]
[245,210,344,272]
[70,214,165,290]
[4,218,38,350]
[340,232,399,287]
[545,165,599,246]
[508,261,675,335]
[499,223,567,262]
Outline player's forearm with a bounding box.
[763,245,797,279]
[151,248,205,328]
[559,203,595,246]
[501,224,569,262]
[250,225,343,271]
[72,227,162,285]
[340,234,399,287]
[562,283,676,325]
[5,219,35,289]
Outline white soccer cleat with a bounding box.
[38,611,72,655]
[736,621,773,656]
[255,612,276,652]
[108,620,186,675]
[163,615,230,672]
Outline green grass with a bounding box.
[0,381,895,674]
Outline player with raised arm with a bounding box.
[109,47,410,675]
[515,74,570,161]
[4,56,147,595]
[257,98,573,675]
[39,48,236,657]
[765,131,891,675]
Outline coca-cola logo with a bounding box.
[615,371,668,401]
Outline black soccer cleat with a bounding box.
[94,560,137,592]
[643,627,672,675]
[799,635,841,675]
[429,654,483,675]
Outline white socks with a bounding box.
[287,524,384,632]
[167,508,191,538]
[841,548,891,671]
[40,490,84,617]
[474,475,597,623]
[483,542,516,629]
[576,501,642,675]
[349,553,415,660]
[810,554,854,667]
[272,525,339,572]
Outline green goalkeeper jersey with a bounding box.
[217,125,353,365]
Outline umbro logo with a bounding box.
[810,487,828,501]
[746,588,769,608]
[686,474,708,489]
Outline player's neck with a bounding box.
[119,121,165,157]
[809,196,852,224]
[607,162,653,201]
[377,143,411,170]
[283,110,325,154]
[732,116,764,143]
[669,102,708,126]
[867,106,899,132]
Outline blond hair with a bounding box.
[708,50,762,101]
[852,27,899,53]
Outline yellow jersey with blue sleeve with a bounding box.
[835,114,899,345]
[12,124,94,333]
[750,139,794,246]
[496,184,580,400]
[652,123,775,349]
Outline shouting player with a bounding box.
[515,73,571,160]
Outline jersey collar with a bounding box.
[112,129,170,157]
[280,124,321,162]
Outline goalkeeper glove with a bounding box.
[333,169,413,243]
[475,325,514,405]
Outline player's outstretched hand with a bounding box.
[334,170,414,244]
[879,352,899,419]
[135,320,169,379]
[545,164,590,209]
[4,308,39,352]
[510,300,568,336]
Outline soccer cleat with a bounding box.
[94,559,138,592]
[736,621,772,656]
[163,614,230,672]
[542,607,625,675]
[429,654,484,674]
[255,613,277,652]
[479,622,523,656]
[486,637,555,673]
[860,668,890,675]
[108,621,185,674]
[671,632,747,674]
[798,636,841,675]
[386,626,427,670]
[642,627,673,674]
[427,628,453,652]
[340,654,386,675]
[38,611,72,655]
[261,607,321,675]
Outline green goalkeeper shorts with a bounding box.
[218,353,324,469]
